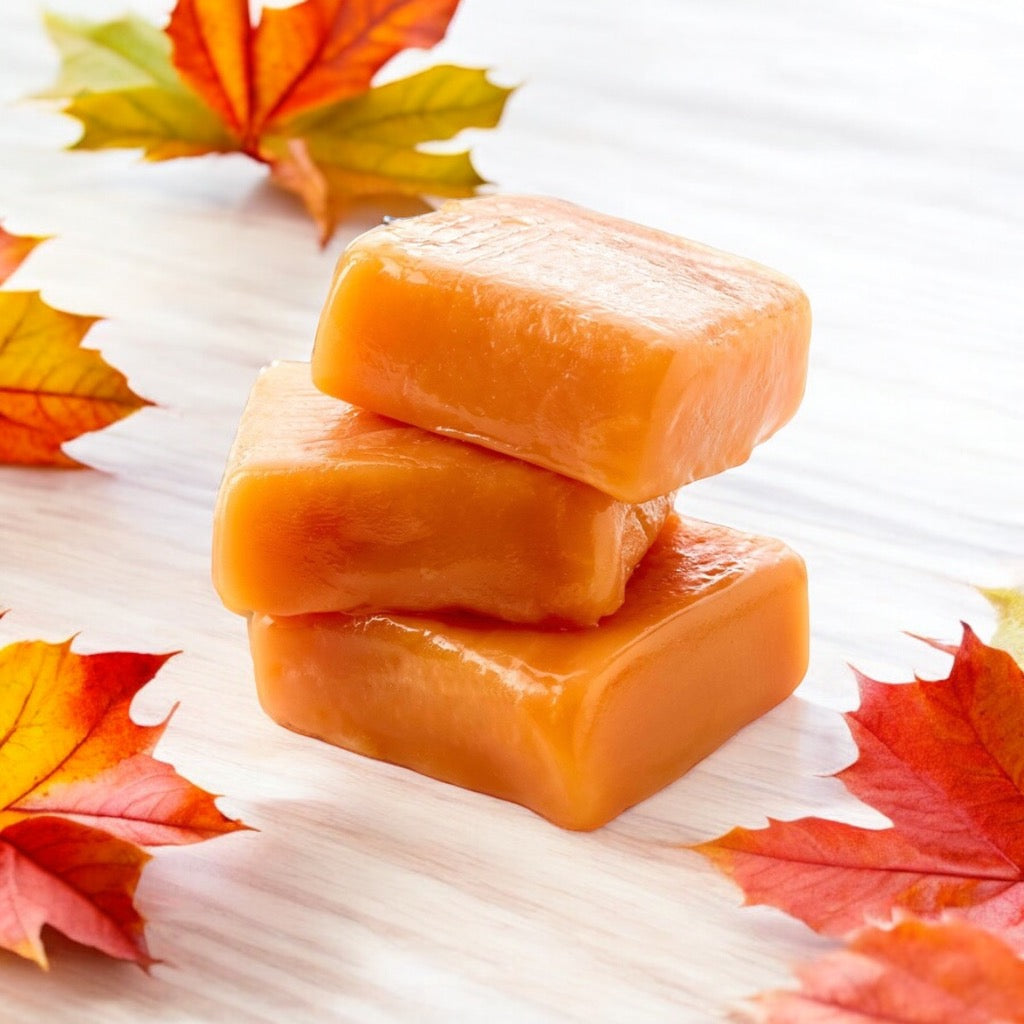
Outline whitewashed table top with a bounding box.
[1,1,1022,1020]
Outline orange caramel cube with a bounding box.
[312,195,811,503]
[213,362,672,624]
[248,514,809,830]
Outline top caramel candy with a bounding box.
[313,195,811,503]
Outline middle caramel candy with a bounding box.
[212,361,672,625]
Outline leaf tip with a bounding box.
[223,814,258,837]
[903,630,959,657]
[40,8,70,40]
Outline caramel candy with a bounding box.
[313,195,811,502]
[213,361,671,624]
[248,514,809,830]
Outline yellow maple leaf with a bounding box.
[0,291,151,467]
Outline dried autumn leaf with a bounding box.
[694,627,1024,946]
[0,290,152,466]
[0,635,248,967]
[745,918,1024,1024]
[982,586,1024,667]
[42,2,512,242]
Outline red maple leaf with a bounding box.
[695,627,1024,945]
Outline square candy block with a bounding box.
[247,514,809,830]
[213,361,671,625]
[312,195,811,503]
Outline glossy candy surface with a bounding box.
[248,514,809,830]
[312,195,812,503]
[213,361,671,624]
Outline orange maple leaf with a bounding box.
[0,227,151,467]
[0,634,248,968]
[694,626,1024,945]
[167,0,461,148]
[746,918,1024,1023]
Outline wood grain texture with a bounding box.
[1,0,1021,1019]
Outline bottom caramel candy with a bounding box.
[247,514,809,830]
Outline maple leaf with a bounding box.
[0,635,248,967]
[744,918,1024,1023]
[0,291,152,466]
[42,2,512,243]
[0,227,152,467]
[694,626,1024,946]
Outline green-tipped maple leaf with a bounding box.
[0,633,249,967]
[42,1,513,243]
[0,228,151,467]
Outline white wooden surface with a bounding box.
[1,1,1022,1020]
